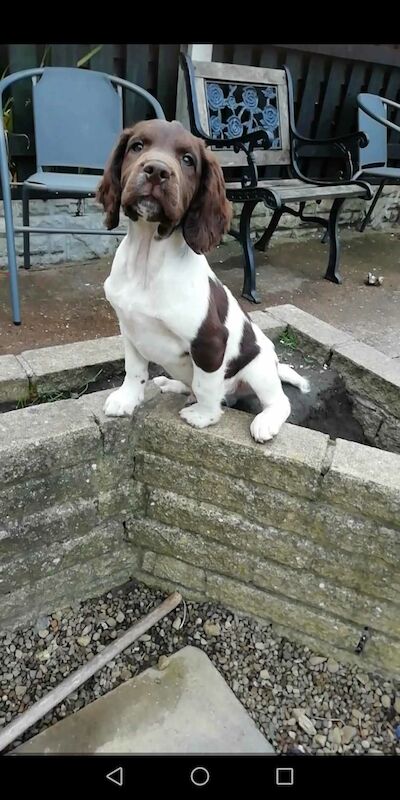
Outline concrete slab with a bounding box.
[14,646,274,754]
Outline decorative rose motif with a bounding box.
[242,86,259,110]
[211,116,223,136]
[263,86,277,99]
[262,105,278,130]
[226,94,237,110]
[207,83,225,110]
[227,115,243,138]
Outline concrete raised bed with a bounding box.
[1,306,399,677]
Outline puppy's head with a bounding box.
[96,119,232,252]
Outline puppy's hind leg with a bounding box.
[242,350,291,443]
[278,362,310,394]
[153,376,191,395]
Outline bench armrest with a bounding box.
[204,129,274,188]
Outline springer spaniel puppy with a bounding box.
[97,120,309,443]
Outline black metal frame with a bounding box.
[180,54,372,301]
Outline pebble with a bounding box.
[157,656,170,671]
[381,694,391,709]
[309,656,327,666]
[203,621,221,637]
[259,669,270,680]
[395,697,400,715]
[342,726,357,744]
[38,630,49,639]
[315,734,327,747]
[326,658,339,674]
[329,726,342,745]
[172,617,182,631]
[76,636,91,648]
[116,612,125,624]
[361,740,370,750]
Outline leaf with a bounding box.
[76,45,103,68]
[40,45,51,68]
[293,708,317,736]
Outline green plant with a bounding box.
[39,44,104,69]
[76,45,103,68]
[1,65,13,132]
[279,329,298,350]
[15,368,104,410]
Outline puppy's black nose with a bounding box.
[143,161,171,184]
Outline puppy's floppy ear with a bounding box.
[182,144,232,254]
[96,129,131,230]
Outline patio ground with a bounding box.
[1,228,399,358]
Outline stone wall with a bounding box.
[0,198,126,268]
[1,185,399,267]
[1,346,400,676]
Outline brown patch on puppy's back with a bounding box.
[225,320,260,379]
[191,278,228,372]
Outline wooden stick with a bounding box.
[0,591,182,753]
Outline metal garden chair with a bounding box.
[355,93,400,231]
[0,67,165,324]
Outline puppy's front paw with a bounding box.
[179,403,222,429]
[250,397,291,443]
[103,386,142,417]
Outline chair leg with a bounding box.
[0,137,21,324]
[254,208,283,252]
[321,229,329,245]
[22,184,31,269]
[324,198,345,284]
[358,180,385,232]
[240,200,261,303]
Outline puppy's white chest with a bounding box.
[104,273,187,366]
[104,272,153,317]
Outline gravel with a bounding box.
[0,580,399,755]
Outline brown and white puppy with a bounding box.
[97,119,309,441]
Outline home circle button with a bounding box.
[190,766,210,787]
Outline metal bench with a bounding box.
[180,55,372,302]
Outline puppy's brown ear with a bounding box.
[182,145,232,253]
[96,130,131,230]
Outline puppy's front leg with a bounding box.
[104,332,148,417]
[179,363,224,429]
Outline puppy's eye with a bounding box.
[130,141,144,152]
[182,153,195,167]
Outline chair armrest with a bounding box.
[292,129,368,149]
